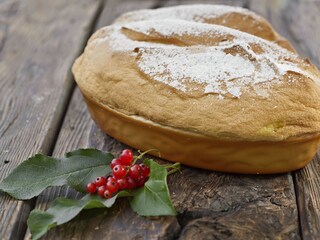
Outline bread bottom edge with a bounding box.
[83,93,320,174]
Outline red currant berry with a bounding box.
[106,179,119,193]
[110,158,121,169]
[103,189,113,199]
[119,149,133,165]
[95,176,106,187]
[128,164,142,180]
[112,164,127,179]
[126,176,137,190]
[107,176,117,184]
[86,182,97,193]
[117,178,128,190]
[139,163,150,177]
[97,185,106,197]
[136,176,147,187]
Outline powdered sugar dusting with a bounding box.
[92,7,317,98]
[124,19,226,38]
[138,47,256,97]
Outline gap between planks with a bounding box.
[249,0,320,239]
[24,0,168,240]
[21,1,108,240]
[0,0,105,239]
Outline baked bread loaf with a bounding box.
[72,5,320,174]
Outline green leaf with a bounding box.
[0,149,113,199]
[130,159,177,216]
[27,192,130,240]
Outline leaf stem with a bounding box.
[167,168,180,175]
[166,163,181,175]
[164,162,180,169]
[133,149,161,164]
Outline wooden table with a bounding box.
[0,0,319,239]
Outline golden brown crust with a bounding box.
[73,5,320,143]
[83,93,320,174]
[113,5,296,51]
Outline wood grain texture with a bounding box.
[169,168,299,239]
[249,1,320,239]
[0,0,103,239]
[26,1,181,239]
[295,151,320,239]
[284,0,320,67]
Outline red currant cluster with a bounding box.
[86,149,150,198]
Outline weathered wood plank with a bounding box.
[295,151,320,239]
[169,169,299,239]
[250,1,320,238]
[26,0,181,239]
[0,0,103,239]
[284,0,320,67]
